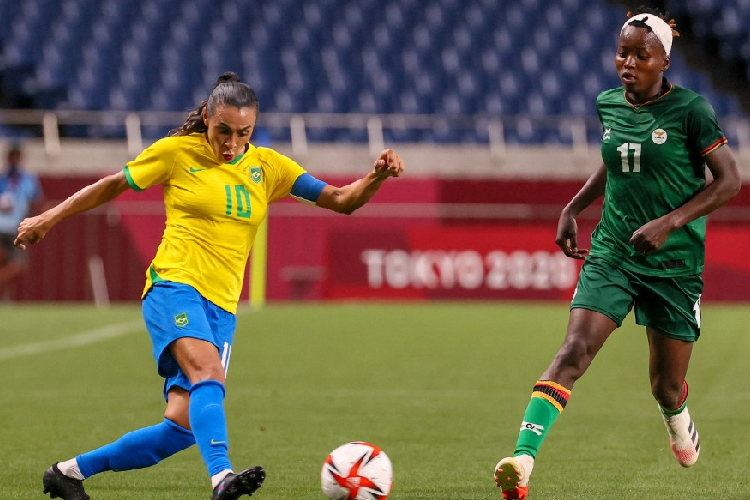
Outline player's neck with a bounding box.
[626,78,670,106]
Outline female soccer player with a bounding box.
[493,9,740,500]
[16,72,404,500]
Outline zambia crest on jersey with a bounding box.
[652,128,667,145]
[250,166,262,184]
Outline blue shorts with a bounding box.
[142,281,236,399]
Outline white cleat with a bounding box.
[494,455,534,499]
[661,405,700,467]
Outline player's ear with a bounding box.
[202,106,209,126]
[663,54,670,71]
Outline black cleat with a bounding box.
[43,464,90,500]
[212,466,265,500]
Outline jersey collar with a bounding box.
[623,78,673,109]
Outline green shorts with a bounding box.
[570,255,703,342]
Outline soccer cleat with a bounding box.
[42,464,90,500]
[494,455,534,500]
[661,405,700,467]
[212,466,266,500]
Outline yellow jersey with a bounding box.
[123,133,306,313]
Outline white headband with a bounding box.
[621,14,673,55]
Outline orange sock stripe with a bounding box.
[532,380,571,411]
[531,392,565,413]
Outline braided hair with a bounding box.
[626,6,680,37]
[170,72,260,137]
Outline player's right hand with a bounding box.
[14,214,53,250]
[373,149,404,179]
[555,212,589,259]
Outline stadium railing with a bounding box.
[2,109,750,179]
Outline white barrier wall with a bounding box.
[5,139,750,179]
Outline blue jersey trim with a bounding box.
[291,172,327,203]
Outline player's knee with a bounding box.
[171,339,226,385]
[165,388,191,429]
[188,366,226,385]
[164,407,191,430]
[651,378,683,409]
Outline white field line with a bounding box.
[0,320,143,361]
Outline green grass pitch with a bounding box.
[1,302,749,500]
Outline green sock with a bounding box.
[514,380,571,458]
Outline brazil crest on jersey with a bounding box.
[592,82,727,276]
[123,134,306,313]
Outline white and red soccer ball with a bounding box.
[321,441,393,500]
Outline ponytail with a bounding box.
[169,100,208,137]
[169,72,259,137]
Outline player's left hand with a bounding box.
[14,214,53,250]
[629,217,675,254]
[373,149,404,179]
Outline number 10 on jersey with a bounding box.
[225,184,252,219]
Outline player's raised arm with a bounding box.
[315,149,404,215]
[14,170,130,250]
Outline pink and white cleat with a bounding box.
[494,455,534,499]
[661,405,700,467]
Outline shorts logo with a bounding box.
[174,312,189,327]
[520,421,545,436]
[250,166,262,184]
[652,128,667,144]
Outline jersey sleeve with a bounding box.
[261,148,308,203]
[123,138,176,191]
[686,95,728,157]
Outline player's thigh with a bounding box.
[142,281,216,379]
[570,255,636,327]
[205,300,237,376]
[634,274,703,342]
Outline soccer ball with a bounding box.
[321,441,393,500]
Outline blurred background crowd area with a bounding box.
[2,0,750,304]
[0,0,749,148]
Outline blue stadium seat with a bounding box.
[0,0,746,144]
[385,127,421,143]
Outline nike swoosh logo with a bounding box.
[189,167,208,173]
[211,439,226,445]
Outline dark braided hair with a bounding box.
[626,6,680,37]
[170,72,260,137]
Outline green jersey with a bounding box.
[591,82,728,276]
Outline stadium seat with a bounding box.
[0,0,746,145]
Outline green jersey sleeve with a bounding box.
[685,95,728,156]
